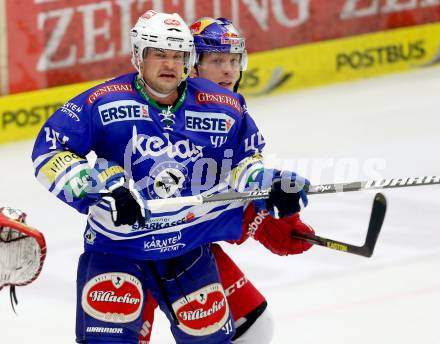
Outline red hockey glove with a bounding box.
[239,203,314,256]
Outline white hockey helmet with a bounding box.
[130,10,196,77]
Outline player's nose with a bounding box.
[222,64,234,75]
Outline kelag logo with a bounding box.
[98,100,151,125]
[185,111,235,134]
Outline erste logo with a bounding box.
[99,100,151,125]
[185,111,235,134]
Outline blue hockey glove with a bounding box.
[88,159,149,227]
[253,169,309,218]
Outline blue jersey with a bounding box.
[32,73,265,260]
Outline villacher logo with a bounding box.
[81,273,143,323]
[173,283,229,336]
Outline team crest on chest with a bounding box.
[147,161,188,199]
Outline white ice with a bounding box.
[1,67,440,343]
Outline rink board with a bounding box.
[240,21,440,96]
[4,0,439,95]
[1,22,440,144]
[0,80,101,144]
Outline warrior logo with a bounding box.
[173,283,229,336]
[81,273,143,323]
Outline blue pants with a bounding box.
[76,245,235,343]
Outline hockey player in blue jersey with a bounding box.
[138,17,315,343]
[32,10,312,343]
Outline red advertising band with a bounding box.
[4,0,440,94]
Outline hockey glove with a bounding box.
[238,202,314,256]
[88,159,149,227]
[253,169,309,218]
[0,207,47,311]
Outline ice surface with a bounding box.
[1,67,439,343]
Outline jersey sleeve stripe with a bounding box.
[33,151,58,173]
[231,155,264,192]
[50,163,90,197]
[87,198,242,240]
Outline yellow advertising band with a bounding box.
[0,80,102,144]
[240,22,440,96]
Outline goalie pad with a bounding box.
[0,207,47,310]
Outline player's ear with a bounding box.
[190,66,199,78]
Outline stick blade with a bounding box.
[362,192,387,257]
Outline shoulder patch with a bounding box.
[195,91,242,114]
[87,83,134,105]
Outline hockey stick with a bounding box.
[146,190,271,212]
[291,193,387,257]
[145,175,439,211]
[307,175,440,195]
[146,191,387,257]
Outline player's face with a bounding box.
[141,48,185,95]
[196,52,241,91]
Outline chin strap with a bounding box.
[233,71,243,92]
